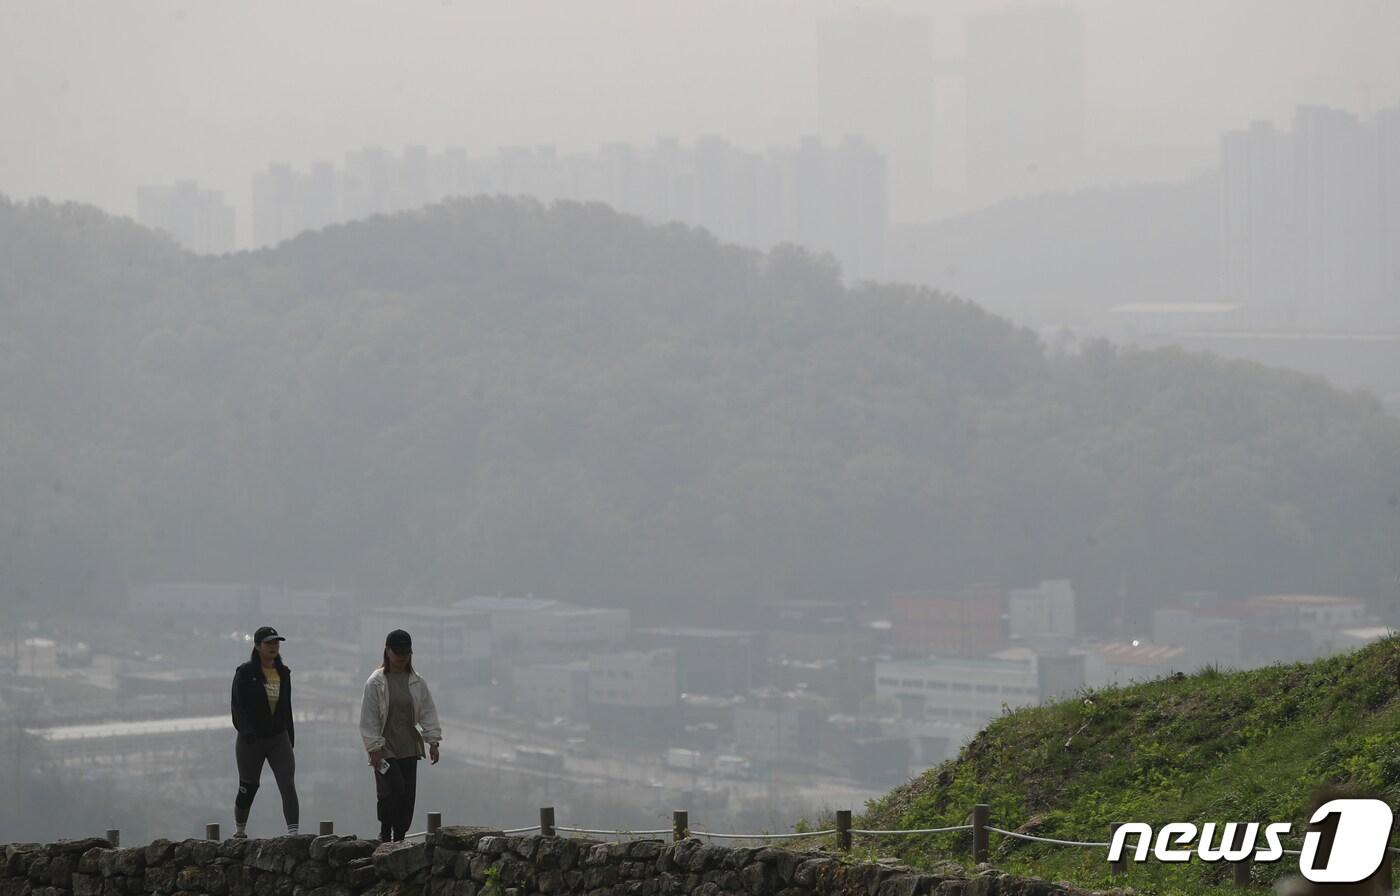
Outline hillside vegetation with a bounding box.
[1,195,1397,622]
[861,637,1400,894]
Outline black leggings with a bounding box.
[234,731,298,826]
[375,757,419,841]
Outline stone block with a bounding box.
[25,858,50,885]
[793,860,828,888]
[339,859,377,890]
[428,829,502,855]
[294,863,334,888]
[499,861,531,889]
[720,850,755,872]
[505,838,536,861]
[752,851,797,884]
[876,877,919,896]
[372,843,431,882]
[143,865,177,893]
[739,864,769,896]
[145,842,177,868]
[71,873,99,896]
[50,840,110,859]
[477,839,508,858]
[468,856,493,883]
[217,839,250,862]
[582,845,610,868]
[48,856,74,890]
[430,849,456,878]
[175,867,208,892]
[582,866,617,890]
[326,840,377,869]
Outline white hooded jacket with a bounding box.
[359,668,442,754]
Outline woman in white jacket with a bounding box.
[359,628,441,841]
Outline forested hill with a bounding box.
[2,195,1397,623]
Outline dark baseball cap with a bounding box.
[254,626,286,645]
[385,629,412,653]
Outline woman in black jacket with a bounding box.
[229,625,299,837]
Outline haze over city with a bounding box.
[2,2,1400,883]
[5,0,1400,235]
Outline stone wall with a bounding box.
[2,828,1109,896]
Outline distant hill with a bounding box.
[0,194,1396,624]
[887,177,1220,326]
[862,636,1400,893]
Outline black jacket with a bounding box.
[230,660,295,747]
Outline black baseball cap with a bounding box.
[254,626,286,645]
[385,629,412,653]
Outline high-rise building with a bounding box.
[136,180,236,255]
[249,137,887,279]
[1221,105,1400,329]
[818,8,937,223]
[964,3,1085,206]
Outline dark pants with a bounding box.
[234,731,299,826]
[375,757,419,841]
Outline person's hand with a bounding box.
[429,743,440,765]
[368,749,383,768]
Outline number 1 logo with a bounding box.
[1299,799,1394,884]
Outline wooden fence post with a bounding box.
[1109,823,1126,877]
[427,812,441,834]
[319,821,335,836]
[539,807,556,838]
[836,810,852,852]
[972,805,989,865]
[206,823,220,841]
[673,811,688,842]
[1230,823,1252,888]
[105,830,120,847]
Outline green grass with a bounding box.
[859,636,1400,895]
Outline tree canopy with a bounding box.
[1,195,1396,627]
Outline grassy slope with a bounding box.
[859,636,1400,894]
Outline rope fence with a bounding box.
[99,802,1395,891]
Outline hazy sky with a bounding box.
[4,0,1400,232]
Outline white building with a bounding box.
[358,606,491,686]
[875,648,1045,726]
[453,595,629,661]
[588,648,678,709]
[512,661,590,721]
[1152,607,1245,669]
[1008,580,1076,641]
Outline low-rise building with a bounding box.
[358,606,492,687]
[588,648,679,739]
[1008,580,1076,641]
[1085,641,1190,688]
[512,661,590,721]
[874,647,1058,726]
[453,595,629,662]
[632,627,764,696]
[890,585,1007,657]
